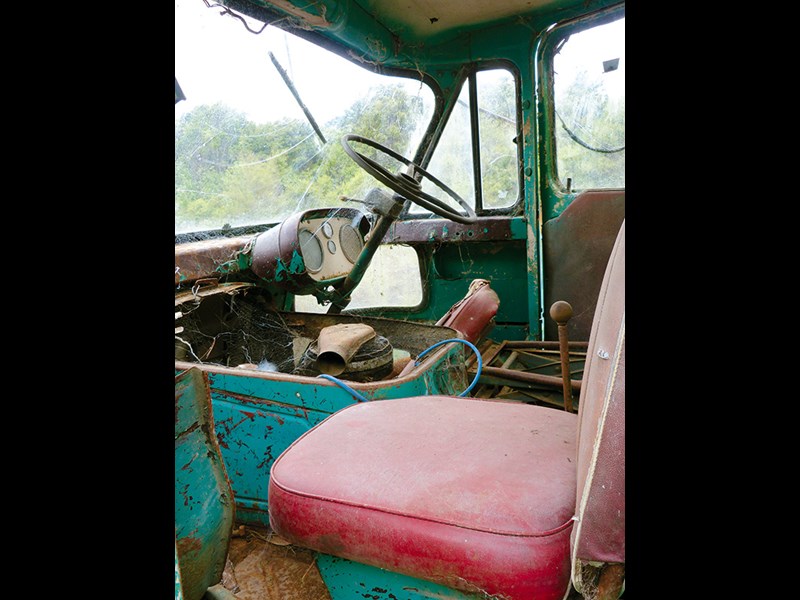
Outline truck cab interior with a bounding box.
[174,1,625,599]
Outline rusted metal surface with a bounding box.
[175,282,255,307]
[479,365,581,391]
[542,190,625,341]
[550,301,575,413]
[466,339,506,370]
[596,563,625,600]
[466,337,585,406]
[503,340,588,350]
[176,235,255,286]
[386,216,524,243]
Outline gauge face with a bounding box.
[339,224,364,263]
[298,229,323,272]
[321,221,334,238]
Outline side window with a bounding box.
[294,244,423,312]
[477,70,518,209]
[415,82,473,214]
[411,67,519,216]
[553,17,625,190]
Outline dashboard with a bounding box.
[298,214,367,281]
[251,207,371,291]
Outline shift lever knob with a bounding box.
[549,300,573,325]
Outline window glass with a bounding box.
[477,69,518,209]
[175,0,434,234]
[553,17,625,190]
[294,244,422,311]
[413,82,473,216]
[413,68,519,216]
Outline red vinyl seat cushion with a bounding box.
[269,395,578,599]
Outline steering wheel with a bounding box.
[341,134,477,225]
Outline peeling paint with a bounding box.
[288,249,305,274]
[268,0,331,28]
[521,113,532,137]
[274,258,288,282]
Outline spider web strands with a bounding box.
[457,98,515,124]
[229,132,317,168]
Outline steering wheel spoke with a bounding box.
[342,134,477,224]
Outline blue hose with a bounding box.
[316,373,369,402]
[317,337,482,401]
[414,338,482,397]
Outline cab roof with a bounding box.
[224,0,623,67]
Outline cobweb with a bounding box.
[175,284,467,387]
[176,287,307,373]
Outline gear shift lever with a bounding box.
[550,300,575,413]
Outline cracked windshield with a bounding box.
[175,0,435,237]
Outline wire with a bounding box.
[202,0,269,34]
[317,337,482,401]
[317,374,369,402]
[555,110,625,154]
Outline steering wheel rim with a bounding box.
[341,134,477,224]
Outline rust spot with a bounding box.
[175,421,200,441]
[210,389,307,419]
[255,446,275,470]
[218,416,235,437]
[522,114,532,137]
[176,536,202,555]
[388,217,514,243]
[225,413,256,431]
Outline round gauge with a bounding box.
[321,221,334,238]
[298,229,323,272]
[327,240,337,254]
[339,224,365,263]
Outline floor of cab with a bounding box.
[220,524,331,600]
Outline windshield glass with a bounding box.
[175,0,435,235]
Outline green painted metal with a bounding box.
[246,0,622,69]
[177,341,470,526]
[175,369,235,600]
[317,553,502,600]
[374,229,529,334]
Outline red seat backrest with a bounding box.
[571,220,625,588]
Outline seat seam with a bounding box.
[270,477,575,538]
